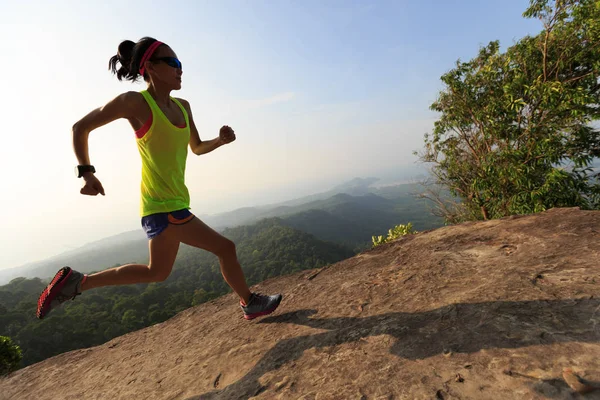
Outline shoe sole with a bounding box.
[36,267,72,319]
[243,296,282,320]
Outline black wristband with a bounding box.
[76,165,96,178]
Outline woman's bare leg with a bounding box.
[80,227,180,292]
[170,217,252,304]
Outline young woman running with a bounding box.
[37,37,282,321]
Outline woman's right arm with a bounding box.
[73,91,141,195]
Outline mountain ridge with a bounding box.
[0,185,441,284]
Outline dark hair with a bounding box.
[108,37,165,82]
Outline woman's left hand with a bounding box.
[219,125,236,144]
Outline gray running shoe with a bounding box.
[37,267,84,319]
[240,292,283,320]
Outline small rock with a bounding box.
[213,372,222,388]
[274,376,290,391]
[562,368,600,394]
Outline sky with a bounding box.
[0,0,542,269]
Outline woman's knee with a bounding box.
[215,238,236,258]
[147,265,171,282]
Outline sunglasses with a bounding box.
[151,57,182,70]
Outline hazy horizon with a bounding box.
[1,0,541,270]
[1,166,424,271]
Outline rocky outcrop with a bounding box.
[2,208,599,399]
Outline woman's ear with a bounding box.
[143,60,152,75]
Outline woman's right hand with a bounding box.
[80,174,105,196]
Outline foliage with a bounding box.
[372,223,417,247]
[418,0,600,223]
[0,336,22,376]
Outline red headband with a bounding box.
[139,41,163,76]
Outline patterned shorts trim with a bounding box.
[141,208,195,239]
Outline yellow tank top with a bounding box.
[137,90,191,217]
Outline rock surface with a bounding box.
[2,207,600,400]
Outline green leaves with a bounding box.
[0,336,22,376]
[421,0,600,223]
[372,223,417,247]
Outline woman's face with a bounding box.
[148,45,183,90]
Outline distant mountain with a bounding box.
[204,188,441,252]
[0,232,149,284]
[280,192,440,250]
[198,176,404,229]
[1,180,441,284]
[202,182,435,230]
[282,210,371,249]
[330,177,380,194]
[272,177,381,208]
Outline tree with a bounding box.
[419,0,600,223]
[121,310,144,331]
[0,336,22,376]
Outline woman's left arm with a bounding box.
[178,99,236,155]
